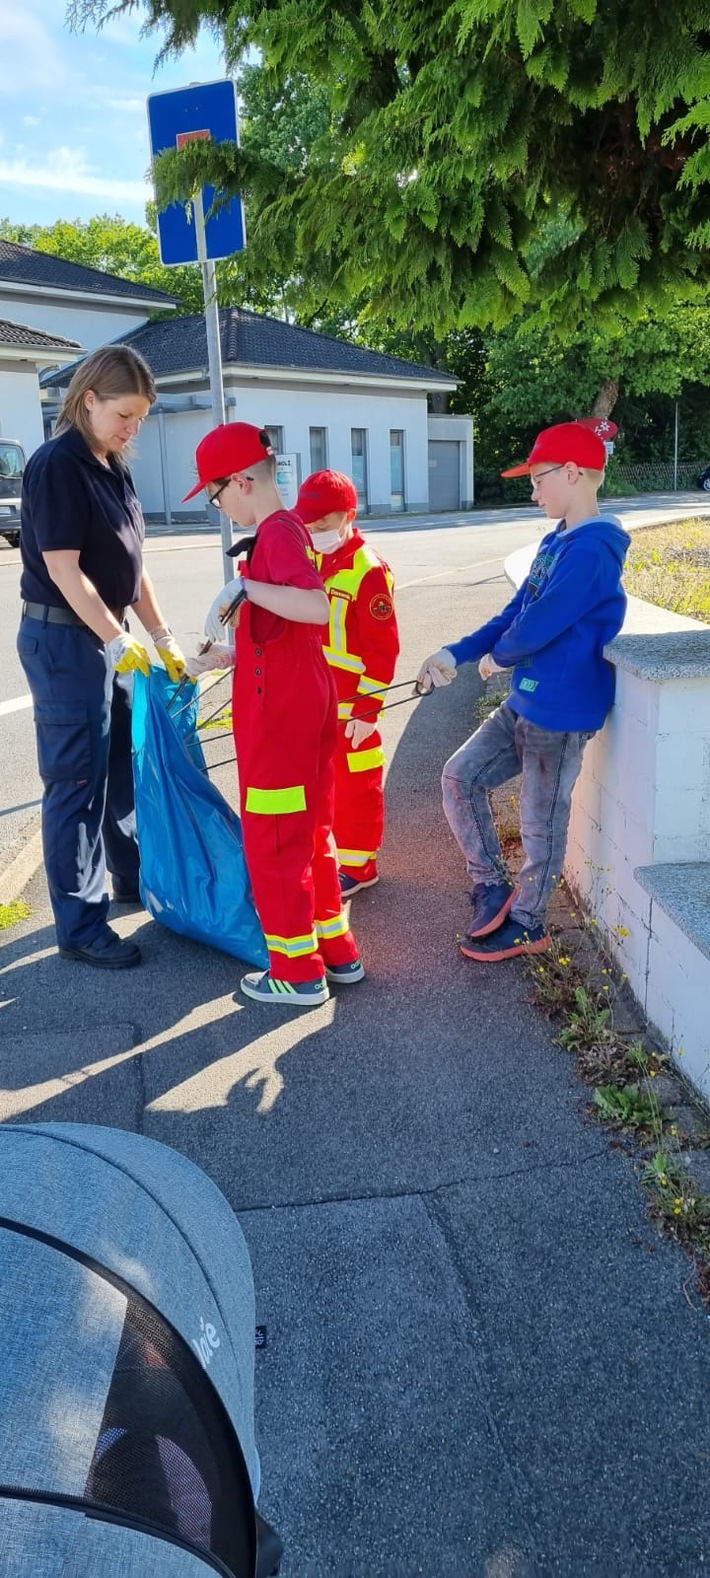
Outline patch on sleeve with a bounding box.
[369,592,394,621]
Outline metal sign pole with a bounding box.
[193,188,234,582]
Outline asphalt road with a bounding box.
[2,495,710,1575]
[2,491,709,878]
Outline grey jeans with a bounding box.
[441,702,593,930]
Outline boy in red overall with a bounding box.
[296,470,400,897]
[183,425,363,1006]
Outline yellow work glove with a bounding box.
[150,625,187,683]
[345,717,378,748]
[106,632,151,676]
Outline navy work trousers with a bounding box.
[17,614,140,949]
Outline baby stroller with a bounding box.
[0,1123,282,1576]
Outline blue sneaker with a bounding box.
[240,970,330,1006]
[324,958,365,985]
[339,870,379,898]
[459,917,550,961]
[467,881,516,938]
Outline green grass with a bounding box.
[625,518,710,624]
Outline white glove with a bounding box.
[344,717,378,748]
[415,648,457,693]
[185,643,236,677]
[203,578,245,644]
[150,625,187,683]
[478,653,506,681]
[106,632,151,676]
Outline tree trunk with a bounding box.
[591,379,619,419]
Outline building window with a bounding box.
[263,425,284,453]
[350,428,368,506]
[309,426,328,473]
[390,430,405,511]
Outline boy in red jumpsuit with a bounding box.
[184,425,363,1006]
[295,470,400,897]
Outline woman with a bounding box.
[17,344,186,969]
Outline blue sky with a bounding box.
[0,0,226,228]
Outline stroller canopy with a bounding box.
[0,1124,259,1577]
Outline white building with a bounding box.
[45,307,473,518]
[0,238,177,458]
[0,239,474,514]
[0,318,81,456]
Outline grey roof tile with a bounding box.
[0,317,81,352]
[41,306,456,387]
[0,239,176,305]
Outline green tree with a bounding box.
[70,0,710,332]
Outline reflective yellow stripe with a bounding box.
[329,592,348,658]
[322,648,365,674]
[336,847,375,867]
[315,913,350,940]
[246,785,306,815]
[357,673,391,696]
[347,746,386,774]
[338,701,354,720]
[265,930,317,957]
[325,545,386,599]
[322,546,392,674]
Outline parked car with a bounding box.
[0,437,25,547]
[698,463,710,493]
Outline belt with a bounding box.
[21,601,125,627]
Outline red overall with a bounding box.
[232,509,359,983]
[314,530,400,884]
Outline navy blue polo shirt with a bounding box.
[20,425,145,611]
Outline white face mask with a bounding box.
[311,528,346,554]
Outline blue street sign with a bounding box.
[147,79,246,266]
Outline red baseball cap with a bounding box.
[182,422,274,501]
[501,421,608,478]
[296,469,358,525]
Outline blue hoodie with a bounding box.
[447,514,630,732]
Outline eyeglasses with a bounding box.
[530,465,564,486]
[207,479,231,508]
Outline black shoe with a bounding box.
[112,875,142,904]
[59,929,142,970]
[256,1510,284,1577]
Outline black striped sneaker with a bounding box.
[324,958,365,985]
[240,970,330,1006]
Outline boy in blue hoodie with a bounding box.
[416,421,630,961]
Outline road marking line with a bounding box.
[0,694,32,718]
[397,555,506,590]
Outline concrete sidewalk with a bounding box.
[1,577,710,1575]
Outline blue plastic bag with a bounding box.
[131,667,268,967]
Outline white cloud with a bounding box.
[22,116,41,127]
[0,146,150,203]
[0,7,65,94]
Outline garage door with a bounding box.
[428,440,461,511]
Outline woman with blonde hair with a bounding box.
[17,343,186,969]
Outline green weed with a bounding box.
[594,1083,662,1133]
[0,900,30,930]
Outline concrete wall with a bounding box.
[131,380,437,518]
[0,362,46,455]
[0,292,149,352]
[505,543,710,1103]
[564,605,710,1100]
